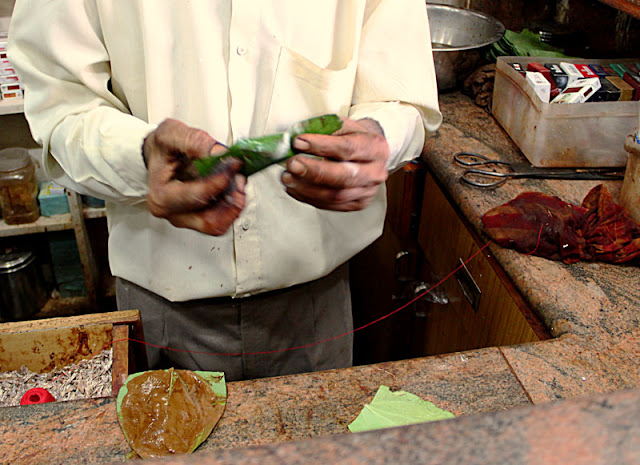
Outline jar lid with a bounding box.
[0,250,35,270]
[0,148,30,172]
[625,128,640,157]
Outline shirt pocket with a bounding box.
[264,46,357,133]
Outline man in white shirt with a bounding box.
[8,0,442,380]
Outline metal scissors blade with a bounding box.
[454,152,625,188]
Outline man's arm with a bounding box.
[8,0,152,203]
[282,0,441,212]
[9,1,244,235]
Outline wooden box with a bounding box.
[0,310,147,396]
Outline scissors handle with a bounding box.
[460,168,512,188]
[454,151,512,168]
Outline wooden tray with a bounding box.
[0,310,148,395]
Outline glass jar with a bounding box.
[620,129,640,224]
[0,148,40,225]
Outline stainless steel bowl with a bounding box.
[426,4,505,91]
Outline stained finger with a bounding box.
[284,181,379,205]
[166,190,246,236]
[285,187,375,212]
[153,118,218,160]
[148,161,243,215]
[285,156,387,189]
[292,131,387,163]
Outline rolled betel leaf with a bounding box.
[193,113,343,177]
[116,369,226,459]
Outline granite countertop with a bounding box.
[1,93,639,465]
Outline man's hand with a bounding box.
[143,118,246,236]
[281,118,389,211]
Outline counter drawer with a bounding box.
[415,173,546,356]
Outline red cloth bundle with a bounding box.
[482,185,640,264]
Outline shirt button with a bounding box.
[236,46,248,56]
[241,219,251,230]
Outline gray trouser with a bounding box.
[116,264,353,381]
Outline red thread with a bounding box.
[523,223,545,256]
[107,242,492,357]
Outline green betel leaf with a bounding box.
[192,113,343,177]
[116,369,227,459]
[348,385,455,433]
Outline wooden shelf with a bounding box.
[598,0,640,18]
[0,206,106,238]
[0,98,24,116]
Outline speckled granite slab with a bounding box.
[423,93,640,405]
[121,387,640,465]
[0,348,528,464]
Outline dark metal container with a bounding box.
[0,250,47,321]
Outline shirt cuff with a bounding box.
[349,101,441,172]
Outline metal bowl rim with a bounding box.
[427,4,506,52]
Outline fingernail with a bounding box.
[288,158,306,176]
[293,137,310,152]
[282,172,296,188]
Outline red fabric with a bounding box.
[482,184,640,264]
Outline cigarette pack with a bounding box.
[528,63,559,98]
[559,62,583,87]
[508,62,525,76]
[551,77,601,104]
[606,76,635,101]
[527,62,551,76]
[0,75,19,85]
[622,73,640,100]
[0,67,15,77]
[544,63,569,89]
[1,89,24,100]
[610,63,631,78]
[575,64,598,79]
[0,82,21,94]
[588,64,609,77]
[525,71,550,103]
[593,77,621,102]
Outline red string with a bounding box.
[106,241,492,357]
[523,223,545,256]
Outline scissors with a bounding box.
[454,152,625,188]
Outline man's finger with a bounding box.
[284,156,387,189]
[148,161,243,215]
[166,189,246,236]
[151,118,218,160]
[285,180,379,205]
[285,187,376,212]
[293,131,385,162]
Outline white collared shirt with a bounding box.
[9,0,441,301]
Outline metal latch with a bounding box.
[454,258,482,312]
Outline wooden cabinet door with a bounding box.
[414,173,547,356]
[350,161,426,365]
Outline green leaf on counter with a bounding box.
[348,385,455,433]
